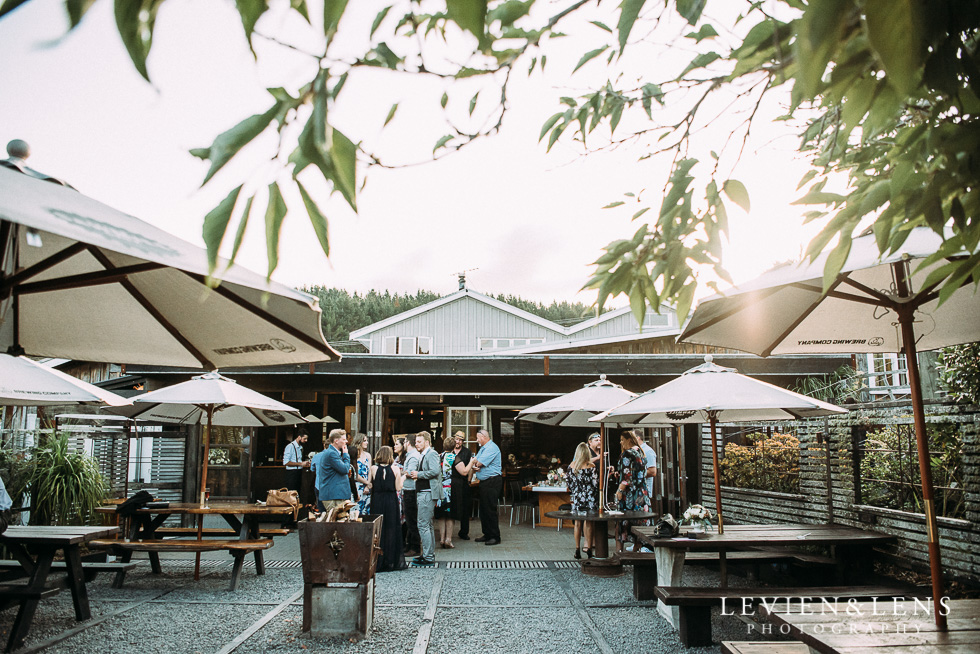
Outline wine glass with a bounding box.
[203,487,211,508]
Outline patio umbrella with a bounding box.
[0,353,130,406]
[677,226,977,628]
[0,151,339,368]
[518,376,645,514]
[108,371,305,504]
[598,356,847,532]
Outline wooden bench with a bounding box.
[154,527,290,537]
[620,550,797,601]
[721,642,810,654]
[0,584,61,602]
[0,559,138,584]
[655,585,915,647]
[89,538,274,590]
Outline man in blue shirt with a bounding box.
[470,429,502,545]
[314,429,352,515]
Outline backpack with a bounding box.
[116,490,154,517]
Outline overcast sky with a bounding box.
[0,0,824,306]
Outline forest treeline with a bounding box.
[303,286,595,347]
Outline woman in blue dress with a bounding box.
[351,433,372,516]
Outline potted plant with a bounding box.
[28,433,108,526]
[682,504,713,534]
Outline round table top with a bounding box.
[544,509,657,522]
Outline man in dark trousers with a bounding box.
[470,429,502,545]
[401,437,422,557]
[314,429,352,515]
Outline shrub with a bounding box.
[28,433,108,525]
[720,432,800,494]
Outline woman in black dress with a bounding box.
[369,446,406,572]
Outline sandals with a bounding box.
[574,548,581,560]
[585,549,593,559]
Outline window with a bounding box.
[207,426,251,467]
[477,337,545,351]
[866,353,909,397]
[855,423,964,519]
[447,408,485,450]
[380,336,433,354]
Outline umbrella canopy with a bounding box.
[677,226,977,628]
[303,414,338,424]
[517,376,638,428]
[599,356,846,532]
[0,353,131,406]
[0,161,339,368]
[109,372,305,427]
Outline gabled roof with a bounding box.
[349,288,566,339]
[564,303,675,335]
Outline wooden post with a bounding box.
[598,424,605,516]
[708,415,724,534]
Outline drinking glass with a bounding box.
[203,487,211,508]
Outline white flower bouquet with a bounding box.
[682,504,713,531]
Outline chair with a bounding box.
[557,503,572,531]
[508,480,537,527]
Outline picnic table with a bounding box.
[631,523,898,645]
[0,525,120,653]
[545,509,656,576]
[762,598,980,654]
[93,502,292,590]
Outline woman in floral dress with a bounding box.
[435,435,456,548]
[613,430,651,553]
[566,442,598,559]
[351,433,372,516]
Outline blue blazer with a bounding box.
[315,446,352,502]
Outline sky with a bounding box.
[0,0,825,306]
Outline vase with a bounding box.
[691,523,705,534]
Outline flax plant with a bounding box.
[28,433,108,526]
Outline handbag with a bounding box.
[652,513,679,538]
[266,488,300,519]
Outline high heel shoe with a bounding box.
[584,548,592,559]
[574,548,581,559]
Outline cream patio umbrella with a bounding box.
[677,226,978,628]
[0,146,339,368]
[517,376,640,513]
[0,353,130,406]
[598,356,847,533]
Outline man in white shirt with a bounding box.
[283,429,310,497]
[402,438,422,556]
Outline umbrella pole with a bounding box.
[598,424,605,516]
[196,407,214,582]
[900,316,947,630]
[708,416,724,535]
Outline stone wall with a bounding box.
[698,400,980,584]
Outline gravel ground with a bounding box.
[0,559,796,653]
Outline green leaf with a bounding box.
[434,134,454,152]
[446,0,487,44]
[328,127,357,211]
[264,182,287,278]
[384,103,398,127]
[370,4,392,38]
[192,104,279,186]
[323,0,349,44]
[0,0,34,21]
[822,234,852,290]
[678,51,720,78]
[297,180,330,258]
[440,92,449,108]
[796,170,818,191]
[234,0,271,53]
[685,23,718,43]
[539,112,563,142]
[228,195,254,267]
[641,83,663,118]
[675,0,705,26]
[629,284,646,324]
[795,0,849,97]
[864,0,923,96]
[591,21,613,33]
[63,0,97,29]
[202,185,243,274]
[603,201,626,209]
[674,282,696,323]
[469,91,479,116]
[114,0,164,82]
[722,179,751,212]
[572,46,609,73]
[290,0,310,22]
[616,0,647,54]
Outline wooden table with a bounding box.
[763,599,980,654]
[94,502,292,590]
[545,509,656,576]
[0,525,120,653]
[527,485,569,527]
[632,523,896,629]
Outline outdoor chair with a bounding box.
[507,480,537,527]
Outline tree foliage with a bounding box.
[937,342,980,405]
[5,0,977,319]
[720,431,801,494]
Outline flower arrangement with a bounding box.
[682,504,713,531]
[540,467,567,487]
